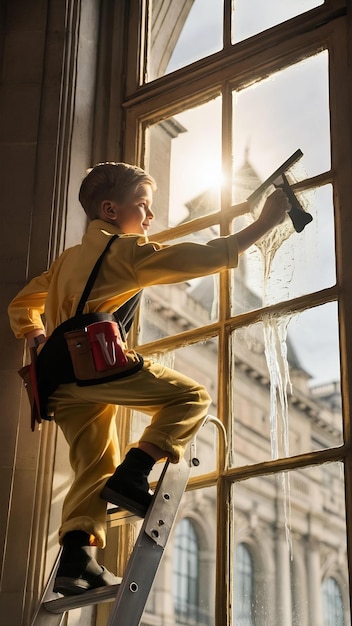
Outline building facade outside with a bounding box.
[134,150,348,625]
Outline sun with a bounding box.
[192,159,226,195]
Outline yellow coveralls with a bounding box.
[8,220,239,547]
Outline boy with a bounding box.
[8,162,290,596]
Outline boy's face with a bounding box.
[108,183,154,235]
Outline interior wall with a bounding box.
[0,1,103,623]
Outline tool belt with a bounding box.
[65,318,142,383]
[39,311,143,383]
[19,235,144,428]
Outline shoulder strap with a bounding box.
[113,291,142,336]
[74,233,143,336]
[75,235,118,316]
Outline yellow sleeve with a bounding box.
[131,234,239,287]
[8,269,52,339]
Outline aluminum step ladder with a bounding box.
[30,415,226,626]
[31,455,193,626]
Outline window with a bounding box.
[322,577,344,626]
[173,518,200,624]
[234,544,254,625]
[119,2,352,624]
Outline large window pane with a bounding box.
[232,0,324,44]
[142,486,216,626]
[231,303,342,466]
[232,464,350,625]
[232,184,336,313]
[147,0,223,82]
[146,97,222,230]
[232,51,330,190]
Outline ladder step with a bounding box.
[44,583,121,614]
[107,507,140,528]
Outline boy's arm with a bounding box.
[8,272,51,340]
[236,188,290,254]
[130,188,291,287]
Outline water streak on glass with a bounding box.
[231,303,342,463]
[262,315,292,460]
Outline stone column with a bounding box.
[306,540,323,626]
[276,528,292,625]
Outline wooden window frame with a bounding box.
[113,1,352,624]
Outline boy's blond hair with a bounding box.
[79,162,157,220]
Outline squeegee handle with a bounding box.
[274,173,313,233]
[247,149,313,233]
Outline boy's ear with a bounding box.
[100,200,117,222]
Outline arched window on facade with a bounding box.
[172,518,200,624]
[322,577,344,626]
[234,543,254,626]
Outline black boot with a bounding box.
[101,448,154,517]
[53,531,120,596]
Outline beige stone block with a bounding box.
[16,400,41,470]
[25,211,53,279]
[0,370,21,467]
[0,84,41,143]
[5,0,47,32]
[46,0,67,36]
[0,256,28,285]
[0,214,31,263]
[0,466,12,574]
[0,142,37,209]
[0,466,36,623]
[32,147,57,215]
[42,31,66,83]
[0,296,25,368]
[1,467,37,592]
[2,30,45,83]
[0,592,25,626]
[35,82,62,139]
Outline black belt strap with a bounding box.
[76,235,118,316]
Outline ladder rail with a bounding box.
[107,457,191,625]
[30,551,63,626]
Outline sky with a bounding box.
[166,0,324,73]
[158,0,339,386]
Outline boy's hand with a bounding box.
[25,329,46,348]
[237,188,291,254]
[258,188,291,230]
